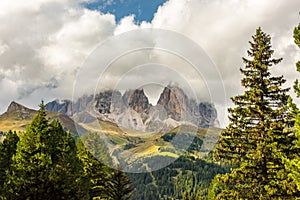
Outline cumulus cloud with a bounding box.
[0,0,116,110]
[0,0,299,127]
[149,0,300,126]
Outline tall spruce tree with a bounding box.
[283,22,300,192]
[6,101,87,199]
[293,22,300,97]
[214,27,299,199]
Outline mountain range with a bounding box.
[45,85,218,133]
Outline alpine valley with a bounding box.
[0,85,226,199]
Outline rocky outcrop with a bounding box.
[7,101,25,112]
[124,89,150,114]
[157,86,190,121]
[156,86,217,128]
[7,101,34,120]
[94,90,125,116]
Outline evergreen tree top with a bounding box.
[244,27,282,70]
[39,100,46,112]
[294,23,300,48]
[28,100,48,133]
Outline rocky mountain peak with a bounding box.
[157,85,189,121]
[6,101,34,120]
[7,101,28,113]
[125,89,151,113]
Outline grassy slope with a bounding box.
[0,109,86,136]
[80,119,222,164]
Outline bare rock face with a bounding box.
[7,101,34,120]
[95,91,113,115]
[7,101,24,112]
[157,85,217,128]
[95,90,125,116]
[124,89,151,114]
[157,86,189,121]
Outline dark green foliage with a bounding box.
[128,156,228,200]
[124,143,136,150]
[187,136,203,152]
[0,131,6,136]
[5,102,86,199]
[293,23,300,97]
[283,113,300,194]
[78,131,133,200]
[77,138,109,199]
[292,21,300,192]
[106,169,134,200]
[80,131,112,168]
[283,21,300,195]
[207,174,225,200]
[161,132,176,142]
[0,102,134,200]
[78,132,134,200]
[214,28,300,199]
[162,132,202,151]
[0,130,19,197]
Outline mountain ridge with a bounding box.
[45,85,218,132]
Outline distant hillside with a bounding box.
[0,101,86,136]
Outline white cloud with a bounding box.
[0,0,300,128]
[114,15,139,35]
[0,0,116,111]
[149,0,300,126]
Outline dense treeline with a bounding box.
[0,102,133,200]
[128,156,228,200]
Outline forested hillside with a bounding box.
[128,156,228,199]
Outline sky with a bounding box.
[0,0,300,127]
[84,0,167,23]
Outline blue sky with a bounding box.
[84,0,167,23]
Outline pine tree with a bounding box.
[6,101,87,199]
[293,23,300,96]
[283,22,300,193]
[77,137,110,199]
[46,119,88,199]
[0,130,19,197]
[214,27,300,199]
[106,168,134,200]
